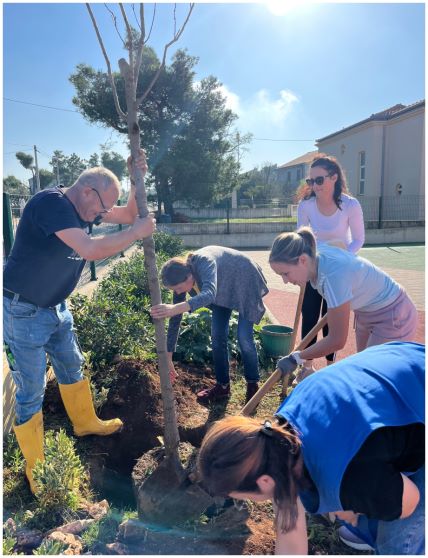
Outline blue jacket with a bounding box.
[276,342,425,513]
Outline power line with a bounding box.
[253,138,315,142]
[4,97,78,113]
[5,142,34,147]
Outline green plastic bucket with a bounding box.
[260,325,294,357]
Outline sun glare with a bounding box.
[265,0,301,17]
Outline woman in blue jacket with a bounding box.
[198,342,425,555]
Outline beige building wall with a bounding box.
[317,122,384,197]
[317,105,424,208]
[383,108,425,197]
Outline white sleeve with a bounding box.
[347,199,365,253]
[297,201,309,228]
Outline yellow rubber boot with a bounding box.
[59,378,123,436]
[13,411,44,494]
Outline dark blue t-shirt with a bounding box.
[4,187,88,307]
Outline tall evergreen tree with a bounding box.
[70,48,241,214]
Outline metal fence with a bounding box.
[171,195,424,233]
[3,192,128,287]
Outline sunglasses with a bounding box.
[305,174,331,187]
[91,188,113,214]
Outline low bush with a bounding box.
[70,251,172,371]
[150,230,184,257]
[31,430,89,529]
[174,308,239,365]
[32,540,67,555]
[174,309,274,372]
[70,235,186,371]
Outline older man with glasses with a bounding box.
[3,151,155,494]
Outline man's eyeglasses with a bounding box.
[91,188,113,214]
[305,174,331,187]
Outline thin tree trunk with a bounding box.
[119,58,181,469]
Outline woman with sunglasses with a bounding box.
[294,154,365,382]
[268,227,417,374]
[198,342,425,555]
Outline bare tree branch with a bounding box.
[86,3,126,120]
[134,3,147,91]
[119,3,134,73]
[173,4,177,36]
[136,3,195,105]
[144,3,156,45]
[104,4,126,46]
[131,3,142,32]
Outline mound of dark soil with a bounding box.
[43,360,216,477]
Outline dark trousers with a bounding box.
[211,305,259,385]
[301,283,335,363]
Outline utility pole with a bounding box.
[34,145,41,192]
[231,131,241,209]
[55,158,60,185]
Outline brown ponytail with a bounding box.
[197,415,302,533]
[269,227,316,264]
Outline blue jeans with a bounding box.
[345,466,425,555]
[211,305,259,385]
[3,296,84,425]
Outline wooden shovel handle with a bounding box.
[281,285,306,397]
[242,313,328,416]
[290,285,306,352]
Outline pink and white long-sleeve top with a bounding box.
[297,194,365,253]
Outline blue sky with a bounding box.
[3,2,425,185]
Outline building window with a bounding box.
[358,151,366,195]
[297,168,302,182]
[287,171,291,184]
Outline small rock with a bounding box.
[105,542,130,555]
[86,499,110,520]
[3,517,17,535]
[15,527,43,549]
[47,519,95,536]
[47,531,83,555]
[118,518,148,544]
[199,503,250,535]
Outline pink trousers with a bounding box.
[354,289,418,352]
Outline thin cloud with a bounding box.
[218,84,299,129]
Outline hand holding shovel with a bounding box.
[241,313,328,416]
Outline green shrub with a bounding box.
[4,435,24,474]
[70,251,175,371]
[81,507,125,552]
[175,310,275,373]
[71,291,154,371]
[151,230,184,258]
[32,539,67,555]
[3,534,18,555]
[32,430,88,527]
[175,308,240,365]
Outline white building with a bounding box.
[276,150,317,199]
[316,100,425,221]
